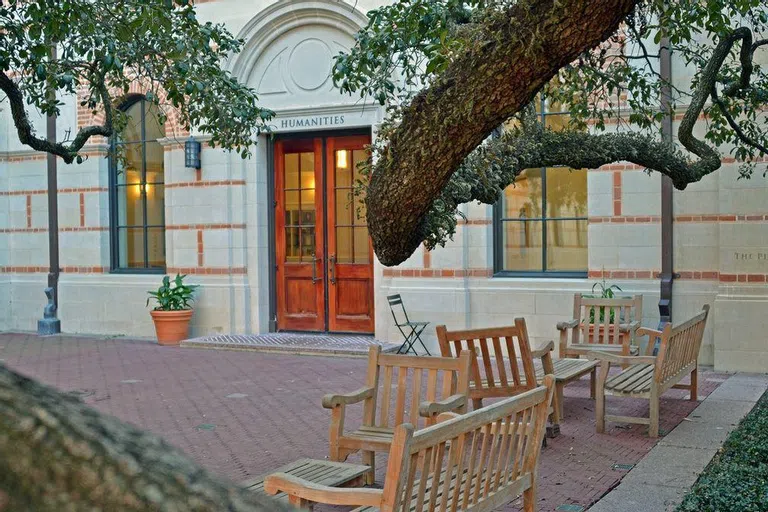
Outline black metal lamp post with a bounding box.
[185,136,201,169]
[39,43,61,335]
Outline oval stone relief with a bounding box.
[288,38,332,91]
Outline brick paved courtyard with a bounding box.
[0,333,729,511]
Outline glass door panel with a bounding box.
[326,136,374,332]
[275,139,324,331]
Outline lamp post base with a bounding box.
[37,318,61,336]
[38,287,61,335]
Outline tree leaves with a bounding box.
[332,0,767,263]
[146,274,198,311]
[0,0,273,162]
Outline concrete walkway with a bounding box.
[588,372,768,511]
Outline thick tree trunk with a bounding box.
[366,0,640,266]
[0,364,290,511]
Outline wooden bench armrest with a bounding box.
[636,327,663,339]
[531,340,555,358]
[556,319,579,330]
[419,394,466,418]
[322,386,375,408]
[436,411,462,423]
[587,351,657,365]
[264,472,383,507]
[618,321,641,333]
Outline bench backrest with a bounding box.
[436,319,537,402]
[655,305,710,387]
[380,377,555,512]
[363,347,471,430]
[571,294,643,346]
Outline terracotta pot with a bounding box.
[150,309,193,346]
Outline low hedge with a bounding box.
[677,389,768,511]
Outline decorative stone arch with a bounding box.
[227,0,373,120]
[225,1,381,337]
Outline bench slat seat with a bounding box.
[341,426,396,452]
[243,458,370,507]
[479,357,598,387]
[538,358,598,381]
[604,364,655,395]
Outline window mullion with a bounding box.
[141,99,149,268]
[109,143,117,270]
[540,101,548,273]
[540,156,547,270]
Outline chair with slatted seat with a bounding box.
[436,319,567,430]
[324,346,471,484]
[591,305,710,437]
[557,294,643,359]
[266,376,555,512]
[435,320,540,410]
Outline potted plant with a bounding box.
[585,277,623,343]
[147,274,198,345]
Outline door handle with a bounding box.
[310,253,323,284]
[329,254,337,284]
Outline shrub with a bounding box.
[677,389,768,511]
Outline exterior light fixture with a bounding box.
[185,135,201,169]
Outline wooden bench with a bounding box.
[265,376,556,512]
[557,294,643,359]
[437,319,597,427]
[591,305,710,437]
[436,320,539,412]
[243,458,370,509]
[324,346,471,484]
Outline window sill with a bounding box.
[110,268,167,275]
[492,271,588,279]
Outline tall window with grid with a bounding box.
[493,99,588,276]
[110,96,166,271]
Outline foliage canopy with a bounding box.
[333,0,767,264]
[0,0,273,164]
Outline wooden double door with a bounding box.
[275,135,374,333]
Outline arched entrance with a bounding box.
[229,1,379,334]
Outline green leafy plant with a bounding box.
[147,274,198,311]
[677,389,768,511]
[587,277,623,323]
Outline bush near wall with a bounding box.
[677,390,768,512]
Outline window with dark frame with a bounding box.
[493,99,588,277]
[109,96,166,272]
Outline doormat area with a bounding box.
[181,332,400,357]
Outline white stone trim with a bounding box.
[227,0,368,80]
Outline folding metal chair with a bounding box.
[387,294,431,355]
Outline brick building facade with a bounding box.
[1,0,766,371]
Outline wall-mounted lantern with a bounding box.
[184,135,201,169]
